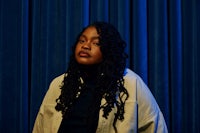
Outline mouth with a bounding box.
[79,51,90,57]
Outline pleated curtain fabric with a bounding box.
[0,0,199,132]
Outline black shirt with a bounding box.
[58,75,101,133]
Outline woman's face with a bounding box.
[75,26,103,65]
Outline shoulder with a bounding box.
[123,69,164,127]
[49,73,65,87]
[123,68,160,113]
[48,73,65,95]
[123,68,158,104]
[123,68,141,80]
[42,73,65,104]
[123,68,147,101]
[123,68,146,90]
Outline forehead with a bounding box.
[81,26,99,37]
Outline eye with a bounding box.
[92,42,99,46]
[92,41,100,46]
[78,39,85,44]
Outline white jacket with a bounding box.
[33,68,168,133]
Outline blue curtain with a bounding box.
[0,0,200,132]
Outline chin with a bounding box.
[75,57,102,65]
[77,60,100,66]
[76,60,92,65]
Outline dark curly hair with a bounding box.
[55,21,129,132]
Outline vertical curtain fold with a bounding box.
[131,0,148,83]
[0,0,200,132]
[168,0,182,132]
[21,0,29,132]
[147,0,170,126]
[0,0,29,132]
[90,0,109,22]
[182,0,200,132]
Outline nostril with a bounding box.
[82,44,91,50]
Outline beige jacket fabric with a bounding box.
[32,68,168,133]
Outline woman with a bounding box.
[33,22,168,133]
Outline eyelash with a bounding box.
[92,42,99,46]
[78,39,100,46]
[79,39,85,44]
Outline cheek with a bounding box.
[74,45,80,59]
[75,45,80,54]
[94,49,103,62]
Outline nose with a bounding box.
[81,42,91,50]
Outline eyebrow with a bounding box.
[80,34,100,40]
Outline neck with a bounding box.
[79,64,99,79]
[78,64,100,88]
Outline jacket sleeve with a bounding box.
[138,111,168,133]
[135,74,168,133]
[124,69,168,133]
[32,75,63,133]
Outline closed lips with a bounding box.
[79,51,90,57]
